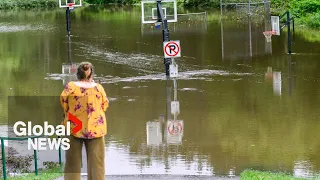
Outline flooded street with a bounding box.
[1,5,320,179]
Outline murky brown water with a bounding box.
[1,5,320,178]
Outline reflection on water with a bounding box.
[273,71,281,96]
[293,161,316,179]
[61,63,78,86]
[264,67,282,96]
[0,22,55,33]
[147,79,184,146]
[146,121,163,146]
[1,5,320,178]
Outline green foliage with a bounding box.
[270,0,320,29]
[43,161,61,169]
[83,0,221,7]
[84,0,140,5]
[179,0,220,8]
[271,0,290,9]
[289,0,320,18]
[240,170,307,180]
[0,0,57,10]
[7,165,63,180]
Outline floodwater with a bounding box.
[1,5,320,179]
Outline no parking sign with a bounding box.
[163,40,181,58]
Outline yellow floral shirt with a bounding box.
[60,81,109,139]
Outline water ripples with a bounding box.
[0,22,55,33]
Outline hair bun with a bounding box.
[83,64,90,71]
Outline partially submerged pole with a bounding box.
[66,7,71,36]
[287,11,291,54]
[68,35,72,63]
[157,1,171,77]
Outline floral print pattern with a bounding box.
[74,96,80,101]
[80,87,86,94]
[62,98,68,104]
[60,81,109,139]
[96,94,100,99]
[81,129,96,139]
[86,103,95,117]
[93,115,104,127]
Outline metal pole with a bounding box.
[220,12,224,60]
[173,79,178,121]
[68,35,72,63]
[66,7,71,36]
[33,139,38,176]
[248,16,252,57]
[248,0,251,16]
[287,11,291,54]
[1,139,7,180]
[157,1,171,77]
[173,78,177,101]
[58,146,62,165]
[166,78,172,121]
[220,0,222,17]
[236,5,238,19]
[288,55,292,96]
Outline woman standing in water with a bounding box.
[60,62,109,180]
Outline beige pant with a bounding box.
[64,135,105,180]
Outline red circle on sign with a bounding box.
[70,64,77,73]
[168,122,182,135]
[164,42,180,57]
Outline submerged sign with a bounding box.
[166,120,184,144]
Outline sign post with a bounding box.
[155,1,181,77]
[163,40,181,78]
[273,11,295,54]
[59,0,82,36]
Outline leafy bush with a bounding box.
[0,147,33,176]
[290,0,320,18]
[84,0,140,5]
[0,0,57,10]
[83,0,221,7]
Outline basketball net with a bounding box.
[263,31,276,42]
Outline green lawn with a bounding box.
[7,166,63,180]
[240,170,310,180]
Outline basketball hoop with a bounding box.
[263,31,276,42]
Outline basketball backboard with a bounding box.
[59,0,82,8]
[141,0,177,24]
[271,16,280,35]
[152,8,166,19]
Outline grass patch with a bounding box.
[240,170,307,180]
[296,27,320,43]
[7,166,63,180]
